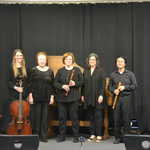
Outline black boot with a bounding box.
[73,137,79,143]
[56,135,66,143]
[113,137,121,144]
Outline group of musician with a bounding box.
[7,49,137,144]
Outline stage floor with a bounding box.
[39,136,126,150]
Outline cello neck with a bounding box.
[18,80,23,122]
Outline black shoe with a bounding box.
[73,137,79,143]
[120,137,124,143]
[40,138,48,143]
[113,138,121,144]
[56,136,66,143]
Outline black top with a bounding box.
[8,67,29,100]
[54,66,83,103]
[82,67,104,108]
[109,69,137,97]
[29,67,54,103]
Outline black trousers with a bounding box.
[87,106,104,136]
[57,101,79,137]
[114,95,131,138]
[30,103,48,139]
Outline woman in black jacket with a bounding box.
[8,49,29,101]
[7,49,29,133]
[28,52,54,142]
[54,52,83,143]
[81,53,104,143]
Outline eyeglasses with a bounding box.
[65,58,72,61]
[89,59,96,61]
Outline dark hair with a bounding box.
[86,53,101,69]
[115,56,127,65]
[62,52,75,64]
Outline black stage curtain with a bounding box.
[0,3,150,132]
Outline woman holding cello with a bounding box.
[7,49,31,135]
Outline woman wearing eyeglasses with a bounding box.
[81,53,105,143]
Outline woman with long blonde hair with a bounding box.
[8,49,29,101]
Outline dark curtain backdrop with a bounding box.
[0,3,150,132]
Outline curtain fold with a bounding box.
[0,3,149,132]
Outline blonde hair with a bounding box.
[62,52,75,64]
[36,51,48,66]
[12,49,27,77]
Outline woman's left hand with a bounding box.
[98,95,103,104]
[69,80,76,86]
[28,93,34,104]
[49,95,55,105]
[118,85,125,91]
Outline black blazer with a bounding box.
[28,67,54,103]
[54,66,83,103]
[82,67,105,109]
[8,67,29,100]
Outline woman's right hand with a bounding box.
[62,85,70,92]
[14,86,23,93]
[81,96,85,102]
[114,89,120,95]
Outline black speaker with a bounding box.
[0,134,39,150]
[124,134,150,150]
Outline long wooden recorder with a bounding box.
[112,82,122,109]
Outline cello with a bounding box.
[7,80,32,135]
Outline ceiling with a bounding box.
[0,0,149,4]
